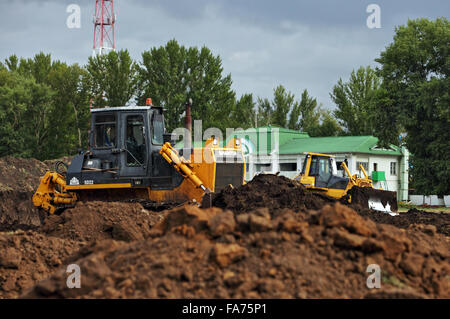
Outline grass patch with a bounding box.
[397,202,450,213]
[382,274,406,288]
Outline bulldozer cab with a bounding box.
[65,106,183,190]
[297,153,349,190]
[90,107,152,177]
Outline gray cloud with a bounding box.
[0,0,449,109]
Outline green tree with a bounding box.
[137,40,235,132]
[375,18,450,195]
[330,66,380,135]
[271,85,295,127]
[87,49,138,107]
[255,85,296,128]
[308,110,344,137]
[288,89,320,132]
[3,55,18,71]
[0,53,91,160]
[17,52,53,84]
[256,86,342,136]
[0,69,31,157]
[44,62,90,157]
[255,97,272,127]
[230,93,256,129]
[0,67,55,159]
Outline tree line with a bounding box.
[0,18,448,195]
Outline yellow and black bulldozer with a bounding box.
[294,152,398,215]
[33,101,245,216]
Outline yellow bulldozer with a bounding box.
[294,152,398,215]
[32,100,245,216]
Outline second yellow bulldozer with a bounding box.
[294,152,398,215]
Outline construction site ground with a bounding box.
[0,157,448,299]
[398,206,450,214]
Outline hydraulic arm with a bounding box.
[160,142,210,193]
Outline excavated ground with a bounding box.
[0,157,72,231]
[21,203,450,298]
[0,158,448,299]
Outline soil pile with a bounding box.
[212,174,336,214]
[0,230,84,298]
[0,157,57,231]
[23,203,449,299]
[359,208,450,236]
[0,162,448,299]
[41,201,161,242]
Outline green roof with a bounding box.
[229,126,309,155]
[174,128,402,157]
[279,135,402,156]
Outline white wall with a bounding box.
[355,154,400,193]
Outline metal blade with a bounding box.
[368,197,399,216]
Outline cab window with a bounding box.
[94,114,116,148]
[310,156,331,177]
[151,113,164,145]
[126,115,146,166]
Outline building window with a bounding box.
[356,161,368,171]
[255,163,271,172]
[280,163,297,171]
[373,163,378,171]
[390,162,397,175]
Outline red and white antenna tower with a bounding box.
[93,0,116,56]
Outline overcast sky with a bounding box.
[0,0,448,109]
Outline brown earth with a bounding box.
[0,230,85,298]
[0,157,71,231]
[212,174,337,213]
[0,158,448,299]
[40,201,163,242]
[359,208,450,236]
[22,203,450,298]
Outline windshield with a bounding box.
[301,155,308,174]
[151,113,164,145]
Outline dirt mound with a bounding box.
[0,165,448,299]
[0,157,54,231]
[23,203,450,299]
[0,157,51,192]
[0,230,84,298]
[0,157,72,231]
[359,208,450,236]
[41,201,163,242]
[212,174,336,214]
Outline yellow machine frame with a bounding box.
[33,137,245,214]
[295,152,373,199]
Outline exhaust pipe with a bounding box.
[185,98,192,152]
